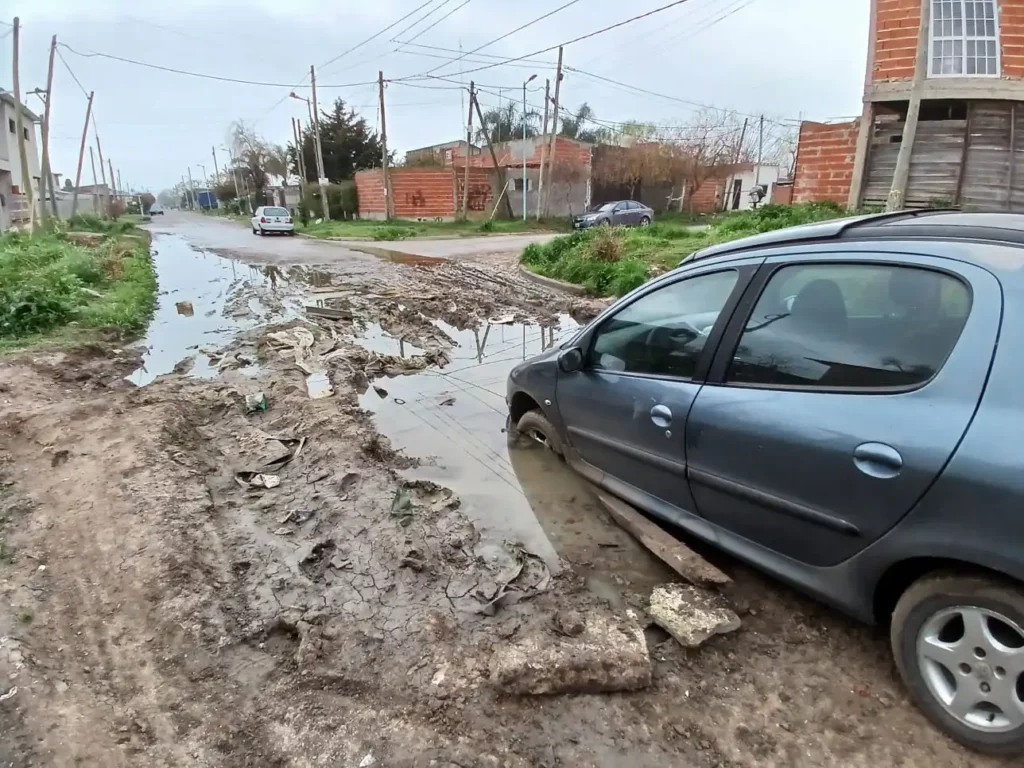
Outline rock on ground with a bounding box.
[490,610,651,695]
[649,583,742,648]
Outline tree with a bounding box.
[230,120,287,207]
[475,101,539,146]
[157,189,176,208]
[291,99,386,182]
[139,192,156,213]
[558,103,607,144]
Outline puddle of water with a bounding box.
[356,322,426,358]
[349,244,448,266]
[358,316,576,563]
[128,234,293,385]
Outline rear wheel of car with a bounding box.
[516,410,563,456]
[252,226,258,235]
[640,215,651,226]
[891,573,1024,755]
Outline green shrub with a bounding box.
[372,226,416,241]
[590,227,624,262]
[478,220,495,233]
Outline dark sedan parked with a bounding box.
[573,200,653,229]
[507,210,1024,755]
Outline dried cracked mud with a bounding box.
[0,215,1006,767]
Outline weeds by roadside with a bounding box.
[0,228,157,348]
[297,217,572,241]
[521,202,852,296]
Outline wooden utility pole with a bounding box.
[536,78,550,220]
[96,135,109,214]
[378,70,392,220]
[472,91,514,219]
[71,91,94,217]
[38,35,58,222]
[211,145,221,186]
[542,47,564,218]
[12,18,35,230]
[187,166,197,210]
[88,146,99,214]
[109,160,116,201]
[117,169,123,200]
[291,118,305,183]
[310,64,330,220]
[462,80,475,219]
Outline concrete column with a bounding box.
[886,0,931,212]
[848,102,875,210]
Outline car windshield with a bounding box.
[595,203,617,212]
[264,207,288,216]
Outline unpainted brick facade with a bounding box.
[792,121,860,204]
[873,0,922,82]
[355,167,497,220]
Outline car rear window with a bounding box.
[264,207,288,216]
[727,263,971,390]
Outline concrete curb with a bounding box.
[517,264,588,296]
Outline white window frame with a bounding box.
[929,0,1001,78]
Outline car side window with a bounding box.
[614,202,627,211]
[727,263,972,390]
[589,270,740,379]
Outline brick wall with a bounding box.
[355,167,496,219]
[686,179,724,214]
[873,0,921,82]
[1002,0,1024,77]
[793,120,860,204]
[355,170,385,216]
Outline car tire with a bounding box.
[640,216,651,226]
[252,226,258,235]
[599,219,611,227]
[288,231,296,236]
[891,572,1024,755]
[516,410,563,456]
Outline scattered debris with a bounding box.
[245,392,268,412]
[372,385,388,399]
[277,509,314,525]
[358,754,377,768]
[175,301,195,317]
[393,398,406,405]
[303,305,353,321]
[596,492,731,587]
[489,314,515,325]
[271,526,294,536]
[50,449,70,468]
[490,610,651,695]
[552,609,586,637]
[439,396,456,407]
[235,472,281,489]
[391,486,413,526]
[649,583,742,648]
[172,356,196,375]
[306,372,334,399]
[475,542,550,616]
[0,687,17,702]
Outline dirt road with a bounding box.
[0,216,1002,766]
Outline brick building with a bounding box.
[794,0,1024,210]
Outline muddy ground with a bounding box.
[0,214,1002,766]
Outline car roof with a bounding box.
[685,210,1024,273]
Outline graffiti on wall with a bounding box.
[466,184,490,211]
[405,189,426,208]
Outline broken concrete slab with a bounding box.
[649,583,741,648]
[490,610,651,695]
[596,492,731,587]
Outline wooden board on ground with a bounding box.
[596,492,731,588]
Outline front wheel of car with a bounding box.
[892,573,1024,755]
[516,410,563,456]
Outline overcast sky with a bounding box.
[2,0,868,193]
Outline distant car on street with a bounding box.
[149,204,164,215]
[573,200,653,229]
[251,206,294,236]
[507,210,1024,755]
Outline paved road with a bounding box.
[150,211,555,268]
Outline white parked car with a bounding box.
[251,206,294,236]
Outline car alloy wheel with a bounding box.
[892,573,1024,754]
[917,606,1024,732]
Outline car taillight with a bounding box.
[285,217,292,224]
[260,216,267,223]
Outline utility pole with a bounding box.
[109,160,117,201]
[12,18,35,230]
[38,35,58,221]
[473,90,514,219]
[96,136,109,215]
[291,118,305,184]
[462,80,475,219]
[536,78,550,221]
[187,166,197,210]
[378,70,392,220]
[181,175,191,209]
[71,91,94,218]
[542,46,564,218]
[117,169,123,200]
[211,145,221,186]
[88,146,99,213]
[310,64,330,220]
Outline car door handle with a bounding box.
[853,442,903,479]
[650,404,672,428]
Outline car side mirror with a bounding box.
[558,347,584,374]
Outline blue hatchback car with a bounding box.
[507,210,1024,754]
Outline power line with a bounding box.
[57,43,377,88]
[55,47,89,98]
[395,0,476,48]
[391,0,457,43]
[387,41,558,68]
[318,0,437,74]
[410,0,583,78]
[397,0,696,82]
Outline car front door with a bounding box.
[554,259,761,521]
[611,202,630,226]
[685,252,1001,567]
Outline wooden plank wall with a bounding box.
[961,103,1012,211]
[862,116,902,208]
[905,120,965,208]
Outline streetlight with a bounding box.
[289,91,313,126]
[523,74,537,221]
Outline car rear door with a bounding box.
[684,251,1001,567]
[612,202,630,226]
[554,257,762,522]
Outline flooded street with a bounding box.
[0,213,1001,768]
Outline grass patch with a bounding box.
[0,228,157,349]
[296,216,570,241]
[520,202,853,296]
